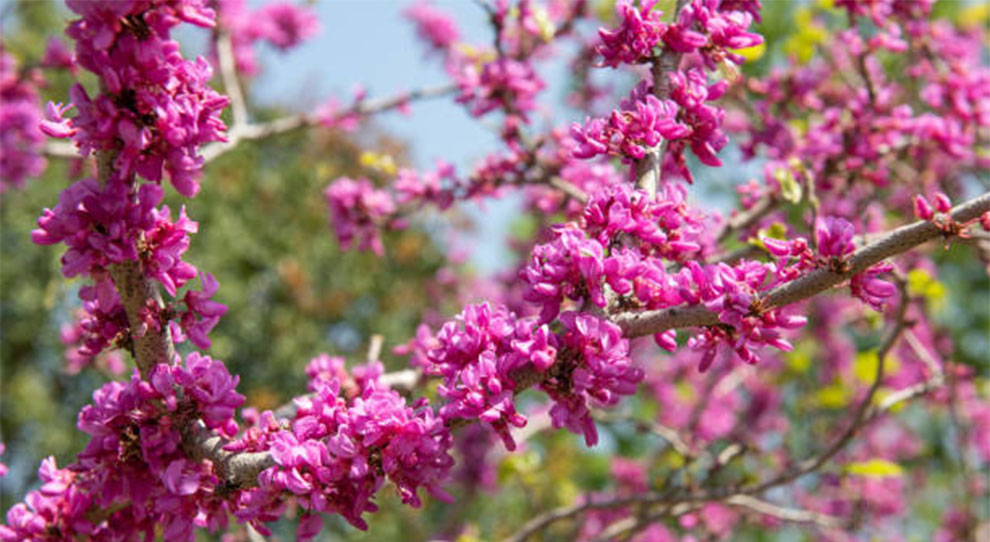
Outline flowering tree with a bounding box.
[1,0,989,540]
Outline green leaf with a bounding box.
[774,166,803,204]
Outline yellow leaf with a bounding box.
[815,384,849,409]
[906,269,946,309]
[556,479,579,504]
[531,5,556,42]
[845,459,904,478]
[785,8,827,64]
[786,343,814,373]
[774,166,802,203]
[659,448,686,469]
[675,382,696,403]
[958,3,990,29]
[359,151,397,176]
[732,42,766,62]
[853,350,899,384]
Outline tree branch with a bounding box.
[724,495,842,528]
[108,260,177,377]
[44,140,80,158]
[743,275,909,494]
[715,194,777,244]
[216,30,249,129]
[190,194,989,493]
[613,192,990,337]
[183,421,276,488]
[200,84,456,162]
[634,0,689,199]
[91,150,176,378]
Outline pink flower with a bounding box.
[254,2,320,50]
[324,177,398,256]
[404,1,460,52]
[596,0,666,67]
[816,216,856,259]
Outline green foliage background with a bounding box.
[1,1,987,541]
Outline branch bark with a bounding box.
[613,192,990,337]
[94,150,176,378]
[200,84,456,162]
[634,0,689,199]
[190,193,988,493]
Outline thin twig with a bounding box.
[200,84,456,162]
[715,195,777,244]
[744,276,909,494]
[216,30,248,129]
[44,140,80,158]
[634,0,689,199]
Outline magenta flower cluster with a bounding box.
[217,0,319,76]
[574,0,763,180]
[0,49,47,193]
[399,301,643,449]
[522,183,705,323]
[543,312,643,445]
[225,362,454,539]
[51,0,229,196]
[571,81,689,161]
[30,0,230,372]
[324,176,399,256]
[59,279,129,374]
[571,71,731,180]
[1,353,244,542]
[455,57,546,122]
[597,0,762,68]
[404,0,461,52]
[419,302,552,449]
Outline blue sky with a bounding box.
[247,0,579,272]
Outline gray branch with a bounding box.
[613,192,990,337]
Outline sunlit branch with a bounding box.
[613,192,990,337]
[715,194,777,244]
[199,83,456,162]
[634,0,690,199]
[743,276,909,494]
[216,30,248,130]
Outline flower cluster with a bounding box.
[217,0,319,76]
[736,9,987,224]
[676,0,763,68]
[60,279,129,374]
[401,301,645,449]
[0,49,46,193]
[541,312,643,446]
[324,176,399,256]
[1,354,244,541]
[575,0,763,180]
[596,0,668,67]
[522,184,705,323]
[174,272,227,349]
[596,0,762,69]
[405,0,584,145]
[55,0,228,196]
[571,81,688,161]
[229,367,454,539]
[404,0,461,53]
[683,260,807,369]
[419,302,552,449]
[31,0,229,367]
[571,70,732,181]
[454,57,546,122]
